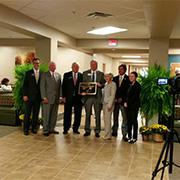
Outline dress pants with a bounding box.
[84,96,101,134]
[127,109,138,139]
[112,103,128,136]
[63,96,82,132]
[42,103,58,133]
[103,103,114,139]
[24,100,40,132]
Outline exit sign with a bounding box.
[108,40,117,46]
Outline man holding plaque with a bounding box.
[82,60,105,137]
[62,62,83,134]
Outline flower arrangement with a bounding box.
[150,124,168,134]
[139,126,152,135]
[19,114,43,125]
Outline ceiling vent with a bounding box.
[87,12,113,18]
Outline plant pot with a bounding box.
[142,134,149,141]
[152,133,164,143]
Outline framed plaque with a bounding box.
[78,82,97,95]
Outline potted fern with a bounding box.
[138,64,172,126]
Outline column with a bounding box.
[35,37,58,64]
[149,38,169,68]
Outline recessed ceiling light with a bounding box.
[87,26,127,35]
[121,55,141,58]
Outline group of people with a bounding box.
[22,58,141,143]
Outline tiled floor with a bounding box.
[0,107,174,180]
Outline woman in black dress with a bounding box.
[124,72,141,143]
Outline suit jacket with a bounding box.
[126,81,141,110]
[103,81,117,108]
[22,69,42,102]
[62,71,83,103]
[40,71,62,104]
[83,69,105,102]
[113,74,130,104]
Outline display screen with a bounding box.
[157,78,168,85]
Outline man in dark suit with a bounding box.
[62,62,83,134]
[22,58,42,135]
[82,60,105,137]
[112,64,130,141]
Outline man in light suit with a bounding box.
[62,62,83,134]
[82,60,105,137]
[22,58,42,135]
[40,61,62,136]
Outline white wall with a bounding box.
[56,47,115,77]
[56,47,92,76]
[0,46,116,83]
[0,46,34,83]
[93,54,113,73]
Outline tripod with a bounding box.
[152,93,180,180]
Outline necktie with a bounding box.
[119,76,123,87]
[52,72,56,83]
[74,73,77,85]
[92,72,95,82]
[35,71,38,84]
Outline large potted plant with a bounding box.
[138,64,172,126]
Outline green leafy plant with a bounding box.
[13,63,48,114]
[138,64,172,125]
[151,124,168,134]
[139,126,152,135]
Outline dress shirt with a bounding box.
[91,70,97,82]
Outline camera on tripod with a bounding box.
[157,77,180,94]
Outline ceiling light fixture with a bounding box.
[87,26,127,35]
[121,55,141,58]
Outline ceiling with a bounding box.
[0,0,180,62]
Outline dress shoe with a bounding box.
[31,129,37,134]
[50,130,59,134]
[95,133,100,138]
[84,132,90,136]
[122,136,128,142]
[112,132,117,137]
[44,132,49,136]
[63,131,68,135]
[73,130,80,134]
[24,131,29,136]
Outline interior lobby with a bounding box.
[0,0,180,179]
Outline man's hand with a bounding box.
[81,92,87,96]
[107,107,111,111]
[97,82,102,87]
[44,98,48,104]
[117,98,122,103]
[23,96,29,102]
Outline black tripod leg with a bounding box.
[169,134,174,174]
[161,142,170,180]
[152,140,168,180]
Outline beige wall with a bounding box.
[0,46,116,83]
[56,47,92,76]
[93,54,113,73]
[0,46,34,83]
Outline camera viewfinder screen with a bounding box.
[158,78,168,85]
